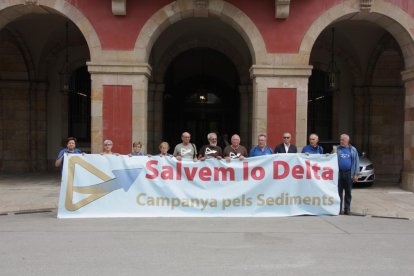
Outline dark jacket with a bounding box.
[274,143,297,153]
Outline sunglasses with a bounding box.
[283,137,291,139]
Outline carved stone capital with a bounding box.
[24,0,38,5]
[401,68,414,82]
[194,0,209,18]
[87,62,152,78]
[360,0,372,12]
[250,64,312,78]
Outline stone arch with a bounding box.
[0,0,101,60]
[0,27,36,81]
[365,33,404,85]
[310,33,364,86]
[152,39,251,84]
[134,0,267,64]
[299,0,414,68]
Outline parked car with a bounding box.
[357,153,375,185]
[318,141,375,186]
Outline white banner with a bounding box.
[58,153,340,218]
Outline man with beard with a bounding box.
[198,132,223,160]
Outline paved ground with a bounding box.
[1,174,414,275]
[1,173,413,219]
[1,212,414,275]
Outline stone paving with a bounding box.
[1,173,414,219]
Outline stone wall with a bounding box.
[0,30,47,173]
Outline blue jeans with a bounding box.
[338,170,352,212]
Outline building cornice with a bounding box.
[250,64,313,78]
[87,62,152,77]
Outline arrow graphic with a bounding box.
[73,168,142,194]
[65,156,142,211]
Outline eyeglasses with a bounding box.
[283,137,290,139]
[104,144,113,146]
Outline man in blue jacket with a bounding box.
[337,134,360,215]
[301,133,323,154]
[250,134,273,157]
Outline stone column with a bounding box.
[239,84,251,147]
[249,64,312,150]
[132,74,150,153]
[147,83,164,153]
[87,62,151,153]
[352,86,367,151]
[30,81,48,171]
[0,80,32,172]
[401,68,414,192]
[250,76,268,143]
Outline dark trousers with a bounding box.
[338,170,352,212]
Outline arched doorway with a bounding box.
[163,48,240,148]
[0,5,91,172]
[309,20,404,183]
[147,17,252,153]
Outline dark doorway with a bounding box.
[307,69,333,140]
[163,48,240,149]
[68,66,91,144]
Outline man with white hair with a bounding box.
[173,132,198,162]
[337,134,360,215]
[301,133,323,154]
[223,134,248,162]
[198,132,223,160]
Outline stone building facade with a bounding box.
[0,0,413,191]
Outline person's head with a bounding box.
[103,139,113,153]
[66,137,77,151]
[340,134,350,147]
[181,132,191,145]
[231,134,241,147]
[282,132,291,145]
[309,133,319,147]
[159,142,169,154]
[132,141,142,153]
[207,132,217,146]
[257,134,267,148]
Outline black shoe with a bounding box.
[344,209,350,215]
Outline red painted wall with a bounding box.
[267,88,296,149]
[66,0,340,53]
[67,0,170,50]
[103,85,132,154]
[227,0,341,53]
[66,1,413,53]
